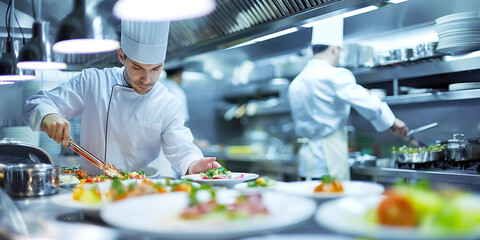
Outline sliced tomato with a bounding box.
[377,195,418,227]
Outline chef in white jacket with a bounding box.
[287,17,408,181]
[23,20,221,176]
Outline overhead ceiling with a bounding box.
[0,0,385,69]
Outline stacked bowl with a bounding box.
[435,12,480,55]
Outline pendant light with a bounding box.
[17,21,67,70]
[17,0,66,70]
[113,0,216,21]
[53,0,119,54]
[0,0,35,81]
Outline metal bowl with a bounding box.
[397,152,429,164]
[3,164,59,197]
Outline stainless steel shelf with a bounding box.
[353,55,480,84]
[383,89,480,105]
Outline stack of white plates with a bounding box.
[435,12,480,54]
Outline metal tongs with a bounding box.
[68,139,123,178]
[403,122,438,147]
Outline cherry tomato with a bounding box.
[134,174,145,179]
[377,195,418,227]
[84,177,93,184]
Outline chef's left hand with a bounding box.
[187,157,221,175]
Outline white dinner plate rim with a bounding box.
[100,190,316,239]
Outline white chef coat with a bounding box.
[24,67,203,176]
[161,78,190,122]
[288,59,395,178]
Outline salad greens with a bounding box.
[200,167,232,179]
[393,143,446,154]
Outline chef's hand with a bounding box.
[41,113,71,148]
[187,157,221,175]
[391,118,408,137]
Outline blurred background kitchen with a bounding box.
[1,0,480,189]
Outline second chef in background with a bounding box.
[23,20,220,177]
[288,16,409,181]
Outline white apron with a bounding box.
[298,127,350,181]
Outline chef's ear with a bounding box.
[117,48,126,65]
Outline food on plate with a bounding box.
[180,188,269,220]
[72,179,197,204]
[61,168,146,184]
[366,179,480,234]
[313,175,343,193]
[200,167,233,179]
[247,176,276,188]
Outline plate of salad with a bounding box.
[315,180,480,239]
[100,188,316,239]
[181,167,259,187]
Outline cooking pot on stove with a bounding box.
[447,133,480,161]
[0,138,54,189]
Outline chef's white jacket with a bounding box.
[161,78,190,122]
[288,59,395,177]
[24,67,203,176]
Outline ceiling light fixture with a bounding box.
[0,0,35,81]
[53,0,119,54]
[0,81,15,85]
[17,21,67,70]
[113,0,216,21]
[388,0,408,4]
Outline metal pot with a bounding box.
[0,138,54,188]
[447,133,480,161]
[3,164,59,197]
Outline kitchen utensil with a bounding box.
[407,122,438,136]
[402,123,437,147]
[68,140,122,178]
[0,138,54,187]
[3,163,59,197]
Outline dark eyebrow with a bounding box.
[154,64,163,69]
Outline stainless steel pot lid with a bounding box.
[0,138,53,168]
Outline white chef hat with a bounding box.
[311,16,343,46]
[121,20,170,64]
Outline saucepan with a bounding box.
[3,164,60,197]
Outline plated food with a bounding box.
[313,175,343,193]
[200,167,234,179]
[316,180,480,239]
[181,168,259,187]
[60,168,147,185]
[100,189,316,239]
[274,180,384,201]
[50,178,199,216]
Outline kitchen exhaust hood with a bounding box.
[0,0,386,70]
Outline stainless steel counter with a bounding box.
[351,164,480,192]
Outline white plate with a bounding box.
[315,195,480,240]
[50,179,196,215]
[233,181,288,193]
[181,172,259,187]
[241,234,353,240]
[273,181,384,202]
[100,190,316,240]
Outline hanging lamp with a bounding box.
[53,0,119,54]
[0,0,35,81]
[17,21,67,70]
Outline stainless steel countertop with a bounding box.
[351,163,480,192]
